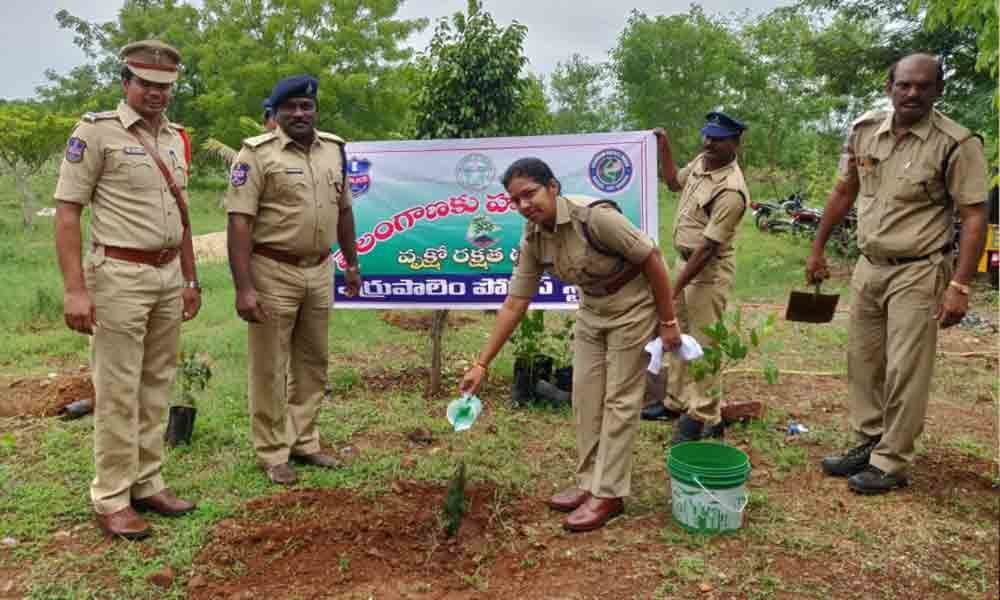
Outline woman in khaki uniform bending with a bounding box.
[460,157,681,532]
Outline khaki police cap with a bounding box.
[120,40,181,84]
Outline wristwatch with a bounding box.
[184,280,201,290]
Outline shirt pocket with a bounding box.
[273,171,309,206]
[104,144,157,190]
[897,162,946,205]
[857,155,880,197]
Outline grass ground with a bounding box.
[0,172,996,599]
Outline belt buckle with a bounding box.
[156,248,171,265]
[298,256,312,268]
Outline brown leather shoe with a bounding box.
[95,507,150,540]
[563,496,624,532]
[546,487,591,512]
[133,489,196,516]
[264,462,298,485]
[290,452,341,469]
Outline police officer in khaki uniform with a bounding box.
[225,75,361,485]
[459,158,682,532]
[641,114,749,446]
[54,40,200,539]
[807,53,987,495]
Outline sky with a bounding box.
[0,0,788,100]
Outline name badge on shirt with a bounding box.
[285,168,304,175]
[124,146,147,156]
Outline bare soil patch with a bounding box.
[0,371,93,418]
[380,311,477,332]
[192,231,228,263]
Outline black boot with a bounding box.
[641,404,681,421]
[534,380,571,407]
[671,415,705,446]
[820,437,880,477]
[703,420,725,439]
[847,465,908,495]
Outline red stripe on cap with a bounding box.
[126,60,178,72]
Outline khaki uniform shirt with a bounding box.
[224,126,351,257]
[672,155,748,257]
[509,194,655,313]
[838,109,987,258]
[54,101,187,250]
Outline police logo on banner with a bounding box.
[455,153,495,192]
[588,148,633,194]
[347,157,372,198]
[65,137,87,163]
[230,162,250,187]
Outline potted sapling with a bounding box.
[165,351,212,446]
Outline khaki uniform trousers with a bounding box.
[86,252,182,514]
[572,295,656,498]
[248,255,332,468]
[665,256,734,425]
[848,254,951,476]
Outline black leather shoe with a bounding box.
[671,415,705,445]
[847,465,908,495]
[641,404,682,422]
[704,420,725,439]
[820,438,880,477]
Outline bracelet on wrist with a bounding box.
[184,280,201,290]
[472,360,489,371]
[948,280,970,295]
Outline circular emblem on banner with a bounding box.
[455,153,495,192]
[588,148,633,194]
[347,157,372,198]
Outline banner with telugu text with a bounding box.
[332,130,658,309]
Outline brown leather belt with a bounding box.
[582,263,643,297]
[253,244,330,267]
[100,245,179,267]
[864,244,950,266]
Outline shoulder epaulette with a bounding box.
[243,132,279,149]
[931,110,972,144]
[317,131,346,144]
[80,110,118,124]
[851,109,888,129]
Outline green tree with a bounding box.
[610,7,750,162]
[40,0,427,147]
[0,104,75,227]
[412,0,535,140]
[410,0,538,397]
[799,0,997,147]
[548,54,619,134]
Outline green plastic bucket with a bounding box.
[667,441,751,534]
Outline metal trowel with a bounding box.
[786,282,840,323]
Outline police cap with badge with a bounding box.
[700,111,746,139]
[120,39,181,84]
[265,75,320,112]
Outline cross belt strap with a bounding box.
[127,125,191,229]
[581,262,643,297]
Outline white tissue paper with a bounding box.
[644,335,704,373]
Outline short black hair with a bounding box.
[501,157,561,193]
[887,53,945,86]
[120,65,134,81]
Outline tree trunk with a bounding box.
[427,309,449,398]
[14,169,35,228]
